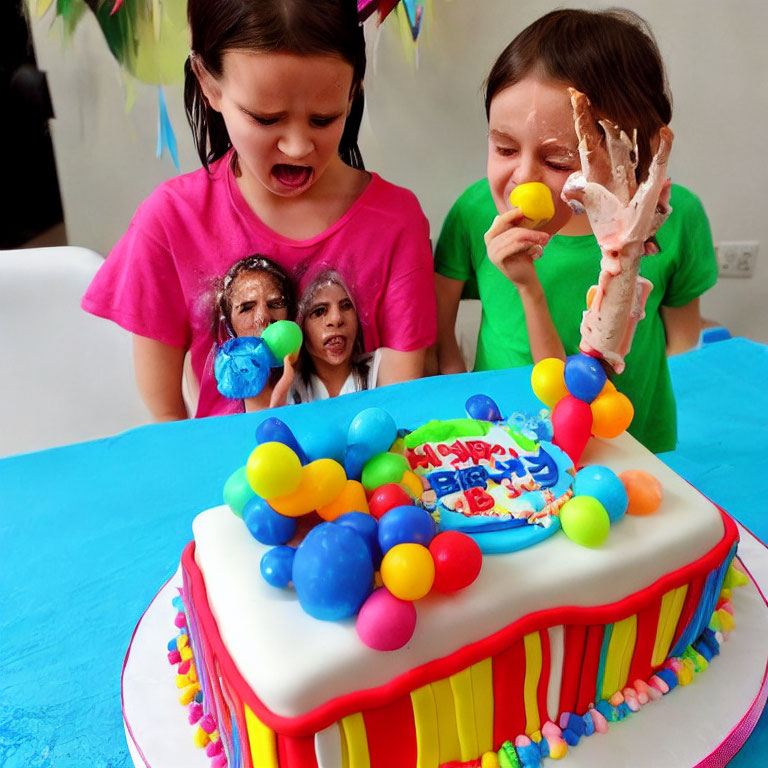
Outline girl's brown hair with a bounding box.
[296,269,370,391]
[485,8,672,182]
[213,255,297,343]
[185,0,366,172]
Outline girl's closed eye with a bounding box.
[310,114,344,128]
[240,108,282,126]
[267,296,287,310]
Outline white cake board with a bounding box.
[123,527,768,768]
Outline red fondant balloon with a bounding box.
[369,483,414,520]
[552,395,593,467]
[429,531,482,593]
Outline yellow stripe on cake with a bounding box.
[244,704,278,768]
[340,713,370,768]
[411,684,440,768]
[652,586,687,667]
[431,678,461,762]
[471,658,494,755]
[601,615,637,699]
[449,667,478,760]
[523,632,543,736]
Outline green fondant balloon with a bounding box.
[223,466,255,518]
[262,321,303,361]
[560,495,610,548]
[361,452,410,492]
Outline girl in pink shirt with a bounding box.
[83,0,436,420]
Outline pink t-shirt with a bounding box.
[82,153,436,417]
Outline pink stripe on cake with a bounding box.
[536,629,552,727]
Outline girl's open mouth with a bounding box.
[271,164,313,190]
[323,335,347,354]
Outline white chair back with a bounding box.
[0,246,151,457]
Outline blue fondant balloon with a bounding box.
[377,505,436,554]
[347,408,397,455]
[300,422,347,464]
[336,511,382,568]
[242,495,297,545]
[573,465,628,522]
[260,546,295,588]
[214,337,274,399]
[344,442,372,481]
[564,353,607,403]
[255,417,308,464]
[465,394,503,422]
[292,523,374,621]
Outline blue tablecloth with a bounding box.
[1,338,766,768]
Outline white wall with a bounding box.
[29,0,768,341]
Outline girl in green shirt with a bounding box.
[434,9,717,453]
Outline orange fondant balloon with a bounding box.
[619,470,663,515]
[270,459,347,517]
[400,470,424,500]
[317,479,369,521]
[590,390,634,438]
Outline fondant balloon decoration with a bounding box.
[532,353,634,466]
[214,320,302,399]
[221,393,659,647]
[222,404,484,651]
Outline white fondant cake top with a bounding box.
[191,432,725,721]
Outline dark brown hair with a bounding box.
[185,0,366,171]
[296,269,369,391]
[213,255,297,343]
[485,8,672,182]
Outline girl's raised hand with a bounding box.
[269,354,298,409]
[484,208,551,291]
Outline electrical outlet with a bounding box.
[717,241,758,278]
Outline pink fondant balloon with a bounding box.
[356,587,417,651]
[552,395,593,467]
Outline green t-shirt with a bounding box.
[434,181,718,453]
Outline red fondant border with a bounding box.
[181,509,739,738]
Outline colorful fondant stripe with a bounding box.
[652,585,687,666]
[522,632,543,735]
[245,705,278,768]
[178,512,739,767]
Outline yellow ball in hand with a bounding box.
[509,182,555,226]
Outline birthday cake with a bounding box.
[168,391,741,768]
[161,93,746,768]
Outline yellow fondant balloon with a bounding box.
[590,390,634,438]
[317,479,370,521]
[380,543,435,601]
[246,442,302,498]
[531,358,568,409]
[400,470,424,500]
[509,182,555,227]
[270,459,347,517]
